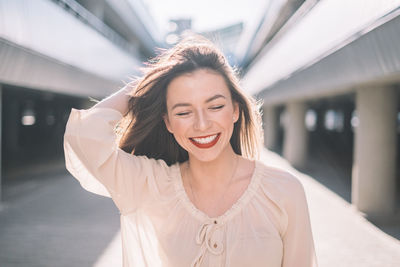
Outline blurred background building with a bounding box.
[0,0,162,200]
[242,0,400,223]
[0,0,399,232]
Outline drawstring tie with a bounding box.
[191,220,224,267]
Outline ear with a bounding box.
[233,101,239,123]
[163,113,174,133]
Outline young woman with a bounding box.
[64,36,318,267]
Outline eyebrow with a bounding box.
[171,94,226,110]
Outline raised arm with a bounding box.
[64,85,168,215]
[92,85,131,115]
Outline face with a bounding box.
[164,69,239,162]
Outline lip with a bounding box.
[189,133,221,149]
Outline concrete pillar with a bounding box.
[263,105,278,150]
[283,101,309,168]
[352,87,398,218]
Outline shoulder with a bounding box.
[127,156,180,198]
[138,155,169,167]
[256,161,303,189]
[253,161,310,236]
[255,160,306,204]
[117,153,178,184]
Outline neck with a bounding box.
[186,146,239,191]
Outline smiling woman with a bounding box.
[163,69,239,163]
[117,36,261,166]
[63,35,318,267]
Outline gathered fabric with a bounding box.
[64,107,318,267]
[192,220,224,267]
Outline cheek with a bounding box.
[169,118,189,136]
[219,107,236,127]
[169,120,192,150]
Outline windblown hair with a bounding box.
[118,35,263,165]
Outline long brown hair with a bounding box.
[119,36,262,166]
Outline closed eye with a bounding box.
[210,105,225,110]
[175,111,191,116]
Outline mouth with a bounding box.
[189,133,221,149]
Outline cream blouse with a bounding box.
[64,107,318,267]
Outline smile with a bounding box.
[189,133,221,149]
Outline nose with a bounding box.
[194,110,212,131]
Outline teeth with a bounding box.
[192,134,218,144]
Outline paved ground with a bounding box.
[260,149,400,267]
[0,169,120,267]
[1,149,400,266]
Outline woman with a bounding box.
[64,36,318,267]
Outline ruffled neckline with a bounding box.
[172,160,262,224]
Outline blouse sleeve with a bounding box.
[281,175,318,267]
[63,107,169,215]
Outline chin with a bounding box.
[189,153,220,163]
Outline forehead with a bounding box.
[166,69,231,104]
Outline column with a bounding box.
[283,101,309,168]
[263,105,278,150]
[352,87,398,218]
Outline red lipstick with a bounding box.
[189,133,221,149]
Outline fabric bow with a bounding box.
[191,220,224,267]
